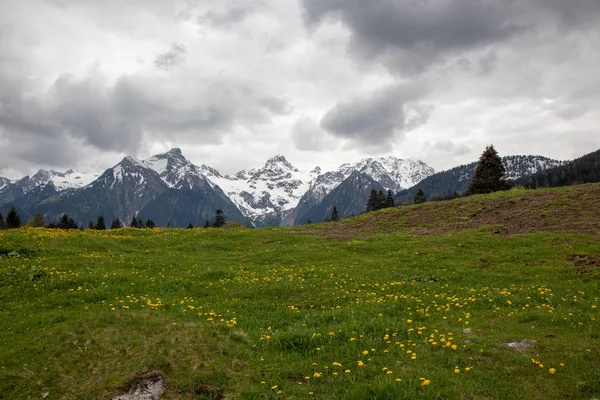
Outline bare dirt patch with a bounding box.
[566,254,600,269]
[297,184,600,241]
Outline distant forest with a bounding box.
[513,149,600,189]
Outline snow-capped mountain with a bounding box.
[142,148,215,191]
[203,155,318,220]
[502,155,564,181]
[0,177,12,191]
[291,156,435,226]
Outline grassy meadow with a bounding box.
[1,187,599,399]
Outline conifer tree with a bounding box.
[28,213,46,228]
[203,220,211,228]
[306,219,312,225]
[187,223,194,229]
[95,216,106,230]
[331,206,339,222]
[146,219,156,229]
[6,207,21,229]
[130,216,139,228]
[467,145,509,195]
[385,190,395,208]
[88,220,95,230]
[110,219,121,229]
[138,219,145,229]
[413,188,427,204]
[366,189,379,212]
[213,209,226,228]
[58,214,70,229]
[0,212,6,229]
[67,217,77,229]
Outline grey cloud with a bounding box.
[291,116,336,152]
[199,6,253,27]
[320,83,430,151]
[0,67,288,170]
[301,0,600,74]
[428,140,471,156]
[154,44,186,71]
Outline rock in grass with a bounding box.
[112,371,165,400]
[505,339,536,351]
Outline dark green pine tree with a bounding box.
[213,209,226,228]
[413,188,427,204]
[203,220,211,229]
[67,217,77,229]
[138,219,145,229]
[385,190,395,208]
[306,219,312,225]
[377,190,386,210]
[130,216,139,228]
[58,214,70,229]
[29,213,46,228]
[88,220,95,230]
[146,219,156,229]
[6,207,21,229]
[110,219,122,229]
[331,206,340,222]
[187,223,194,229]
[467,145,509,195]
[366,189,379,212]
[0,212,6,230]
[95,216,106,230]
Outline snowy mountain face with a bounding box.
[0,177,12,191]
[205,155,317,219]
[142,148,214,191]
[502,155,564,180]
[8,169,98,194]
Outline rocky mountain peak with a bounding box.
[262,155,297,174]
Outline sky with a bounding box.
[1,0,599,179]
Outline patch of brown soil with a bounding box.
[296,183,600,241]
[566,254,600,268]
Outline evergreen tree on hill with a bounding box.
[467,145,509,195]
[110,219,122,229]
[57,214,70,229]
[88,220,95,230]
[28,213,46,228]
[95,216,106,230]
[413,188,427,204]
[145,219,156,229]
[130,216,139,228]
[386,190,395,208]
[213,209,226,228]
[331,206,339,222]
[6,207,21,229]
[0,212,6,230]
[203,220,211,228]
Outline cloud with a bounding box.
[319,82,431,151]
[0,67,288,170]
[301,0,600,75]
[154,44,186,71]
[199,6,254,27]
[291,116,337,152]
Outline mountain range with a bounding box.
[0,149,564,227]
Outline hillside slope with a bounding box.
[302,183,600,240]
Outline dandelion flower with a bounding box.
[549,368,556,374]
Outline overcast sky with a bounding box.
[1,0,599,178]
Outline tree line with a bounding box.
[0,208,230,230]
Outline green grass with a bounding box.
[0,211,599,398]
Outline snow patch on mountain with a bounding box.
[204,155,317,218]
